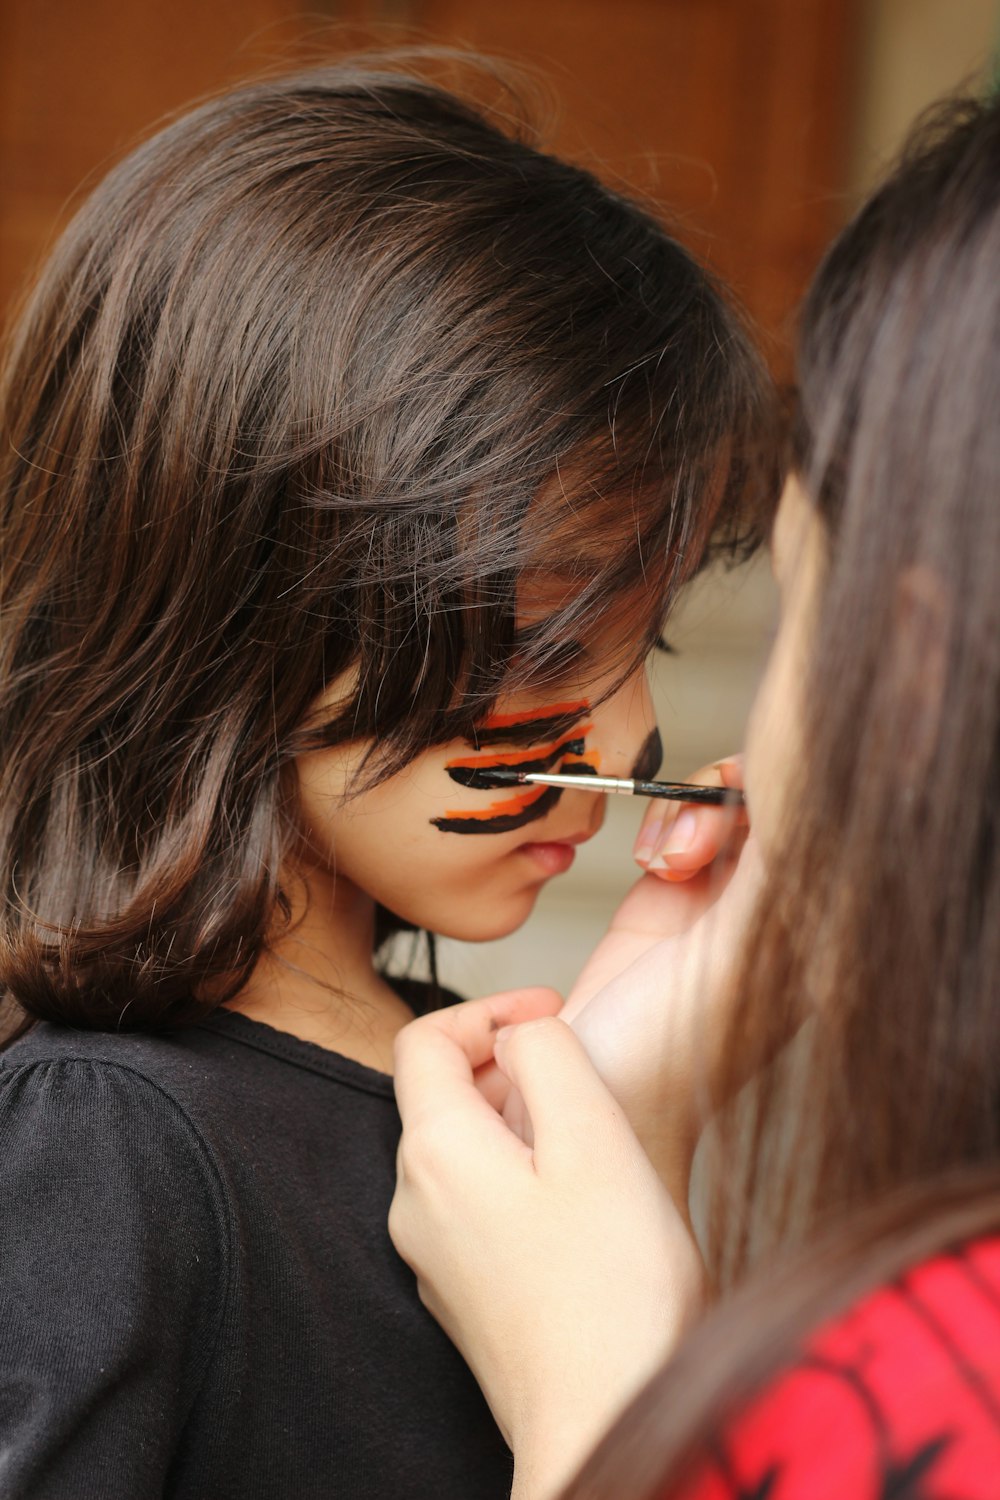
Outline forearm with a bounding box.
[507,1241,707,1500]
[568,945,708,1212]
[510,1427,590,1500]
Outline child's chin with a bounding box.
[436,889,542,944]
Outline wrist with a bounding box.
[509,1414,606,1500]
[626,1104,700,1225]
[506,1271,702,1500]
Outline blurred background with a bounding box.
[3,0,998,995]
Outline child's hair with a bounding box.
[0,62,775,1036]
[563,89,1000,1500]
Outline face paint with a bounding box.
[432,784,563,835]
[630,727,663,783]
[469,701,591,747]
[444,729,592,790]
[432,701,597,834]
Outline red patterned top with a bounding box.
[675,1235,1000,1499]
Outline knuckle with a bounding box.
[397,1114,451,1180]
[391,1021,419,1069]
[386,1195,406,1249]
[507,1014,566,1057]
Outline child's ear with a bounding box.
[891,563,951,787]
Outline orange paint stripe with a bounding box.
[478,700,590,730]
[441,785,550,822]
[562,751,601,772]
[445,727,593,773]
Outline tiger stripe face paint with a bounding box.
[468,702,592,747]
[433,701,598,834]
[292,646,657,947]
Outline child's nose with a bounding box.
[590,670,661,780]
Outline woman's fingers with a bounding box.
[493,1016,635,1169]
[393,987,562,1129]
[473,1057,510,1113]
[634,754,746,883]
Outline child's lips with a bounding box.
[517,827,595,876]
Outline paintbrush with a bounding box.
[486,768,744,807]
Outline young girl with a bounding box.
[390,91,1000,1500]
[0,62,774,1498]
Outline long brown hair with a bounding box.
[0,61,774,1038]
[565,92,1000,1500]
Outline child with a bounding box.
[0,62,773,1498]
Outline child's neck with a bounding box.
[226,863,415,1074]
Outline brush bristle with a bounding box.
[447,766,528,790]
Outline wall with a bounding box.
[852,0,999,191]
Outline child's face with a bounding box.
[294,649,660,943]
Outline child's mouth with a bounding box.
[517,826,595,875]
[518,840,578,876]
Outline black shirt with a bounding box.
[0,1005,513,1498]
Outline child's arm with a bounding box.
[0,1059,227,1495]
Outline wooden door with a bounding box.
[1,0,859,362]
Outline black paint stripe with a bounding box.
[469,709,589,749]
[432,785,563,835]
[446,737,588,790]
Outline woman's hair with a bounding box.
[0,61,774,1036]
[565,91,1000,1499]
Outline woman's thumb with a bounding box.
[493,1017,632,1165]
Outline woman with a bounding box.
[389,91,1000,1499]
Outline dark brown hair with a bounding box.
[0,62,774,1037]
[565,92,1000,1500]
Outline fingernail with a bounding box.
[633,831,657,865]
[645,862,692,881]
[633,814,666,864]
[650,810,698,866]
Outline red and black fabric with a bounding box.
[677,1235,1000,1499]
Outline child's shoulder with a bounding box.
[0,1020,251,1224]
[1,1024,232,1301]
[1,1022,233,1210]
[3,1017,228,1126]
[3,1005,400,1096]
[2,1007,402,1167]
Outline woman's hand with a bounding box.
[391,992,704,1500]
[496,755,762,1201]
[563,755,747,1019]
[567,834,765,1204]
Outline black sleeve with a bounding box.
[0,1058,229,1499]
